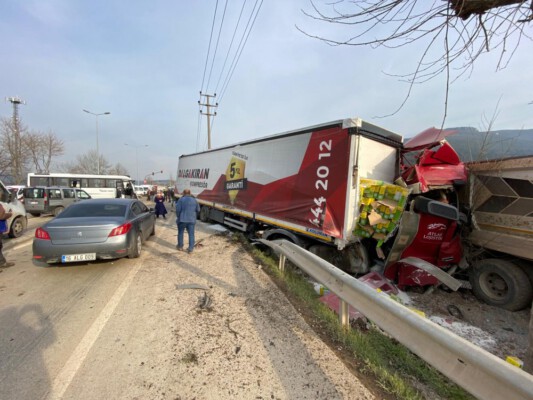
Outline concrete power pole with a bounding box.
[198,92,218,150]
[5,96,26,184]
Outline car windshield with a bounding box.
[58,203,127,218]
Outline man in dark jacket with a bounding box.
[175,189,200,253]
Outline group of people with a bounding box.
[153,188,200,254]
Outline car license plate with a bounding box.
[61,253,96,263]
[30,201,38,205]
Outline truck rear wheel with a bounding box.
[470,258,533,311]
[199,206,210,222]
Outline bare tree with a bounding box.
[108,162,130,176]
[24,130,64,174]
[62,150,112,174]
[299,0,532,117]
[0,117,30,184]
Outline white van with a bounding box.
[0,180,27,238]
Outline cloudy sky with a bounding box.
[1,1,532,184]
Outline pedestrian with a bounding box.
[154,190,167,218]
[124,183,134,199]
[169,188,175,203]
[0,204,14,268]
[175,188,200,253]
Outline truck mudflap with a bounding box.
[397,257,462,291]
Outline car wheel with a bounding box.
[470,258,533,311]
[53,206,64,217]
[128,232,142,259]
[30,213,41,217]
[8,216,24,238]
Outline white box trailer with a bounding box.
[176,118,403,251]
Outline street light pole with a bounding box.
[124,143,148,185]
[83,109,110,174]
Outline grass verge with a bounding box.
[236,234,474,400]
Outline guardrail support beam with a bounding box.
[340,300,349,328]
[279,254,286,273]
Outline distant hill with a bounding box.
[443,127,533,162]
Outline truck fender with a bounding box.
[263,229,306,247]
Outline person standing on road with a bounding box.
[0,204,14,268]
[124,183,134,199]
[154,190,168,218]
[175,188,200,253]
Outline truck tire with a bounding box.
[470,258,533,311]
[53,206,64,217]
[200,206,210,223]
[8,216,24,238]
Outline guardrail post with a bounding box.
[339,299,349,328]
[279,254,286,273]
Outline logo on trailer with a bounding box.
[225,152,248,204]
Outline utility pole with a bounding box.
[198,92,218,150]
[5,96,26,184]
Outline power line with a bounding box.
[200,0,219,93]
[219,0,264,102]
[214,0,248,94]
[205,0,229,93]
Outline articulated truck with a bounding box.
[176,118,531,310]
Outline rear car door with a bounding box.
[23,187,47,215]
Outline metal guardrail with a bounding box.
[258,239,533,400]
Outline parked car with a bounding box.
[32,198,156,264]
[7,185,25,202]
[0,180,27,238]
[23,186,91,217]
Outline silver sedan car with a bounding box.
[33,198,156,265]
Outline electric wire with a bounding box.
[214,0,248,94]
[200,0,219,93]
[218,0,264,103]
[198,1,219,151]
[205,0,229,93]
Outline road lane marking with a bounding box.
[11,240,32,252]
[47,260,143,400]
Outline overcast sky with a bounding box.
[1,1,532,184]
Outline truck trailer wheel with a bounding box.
[199,206,210,222]
[470,258,533,311]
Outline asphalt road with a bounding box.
[0,214,374,400]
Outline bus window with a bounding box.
[89,178,105,188]
[106,179,118,188]
[52,177,69,186]
[30,177,50,186]
[69,179,80,188]
[81,179,89,188]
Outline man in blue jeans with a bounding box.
[175,189,200,253]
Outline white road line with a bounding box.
[11,240,33,252]
[47,260,143,400]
